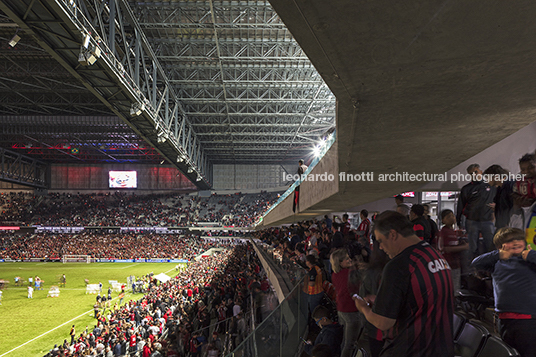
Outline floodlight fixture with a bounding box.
[78,38,101,66]
[8,34,20,47]
[82,34,90,49]
[312,145,321,158]
[130,102,145,116]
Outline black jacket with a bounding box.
[304,323,344,356]
[456,181,496,226]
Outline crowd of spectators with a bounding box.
[0,233,220,261]
[4,150,536,357]
[0,191,280,228]
[45,243,268,357]
[251,151,536,357]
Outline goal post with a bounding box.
[62,255,92,264]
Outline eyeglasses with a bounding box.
[315,317,325,327]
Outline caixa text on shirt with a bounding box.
[428,258,451,274]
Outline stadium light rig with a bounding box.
[312,137,328,158]
[312,144,322,158]
[78,33,101,66]
[130,102,145,116]
[8,33,20,47]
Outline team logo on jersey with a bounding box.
[428,258,451,273]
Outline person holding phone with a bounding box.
[302,306,343,356]
[353,211,454,357]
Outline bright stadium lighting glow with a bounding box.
[312,145,321,158]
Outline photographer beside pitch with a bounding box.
[470,227,536,357]
[353,211,454,357]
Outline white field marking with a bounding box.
[8,287,88,291]
[164,264,186,275]
[0,308,92,357]
[119,264,139,269]
[0,292,132,357]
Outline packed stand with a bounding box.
[44,243,269,357]
[0,233,220,261]
[255,150,536,357]
[0,191,280,228]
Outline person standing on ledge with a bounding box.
[353,211,454,357]
[293,159,308,212]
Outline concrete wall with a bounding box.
[420,121,536,191]
[262,143,339,225]
[250,242,287,304]
[346,196,419,215]
[212,164,294,190]
[0,182,32,190]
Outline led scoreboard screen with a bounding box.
[109,170,137,189]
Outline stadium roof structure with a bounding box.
[0,0,336,189]
[2,0,536,219]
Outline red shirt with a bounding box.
[130,334,136,347]
[513,177,536,205]
[342,221,351,235]
[143,345,151,357]
[331,268,359,312]
[357,218,370,239]
[440,226,461,269]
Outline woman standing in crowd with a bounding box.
[330,248,361,357]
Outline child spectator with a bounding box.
[439,209,468,293]
[470,227,536,357]
[303,306,343,356]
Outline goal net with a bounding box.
[62,255,92,264]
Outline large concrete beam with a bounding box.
[263,0,536,222]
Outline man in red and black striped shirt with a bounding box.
[354,211,454,357]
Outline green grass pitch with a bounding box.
[0,262,186,357]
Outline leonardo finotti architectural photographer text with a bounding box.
[283,171,526,183]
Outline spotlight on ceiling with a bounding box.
[187,167,194,173]
[8,33,20,47]
[78,35,101,66]
[312,137,328,158]
[196,175,202,182]
[160,160,165,165]
[130,102,145,116]
[312,145,321,158]
[177,156,184,162]
[82,34,90,49]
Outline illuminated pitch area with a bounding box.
[0,262,185,357]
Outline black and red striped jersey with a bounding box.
[373,241,454,357]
